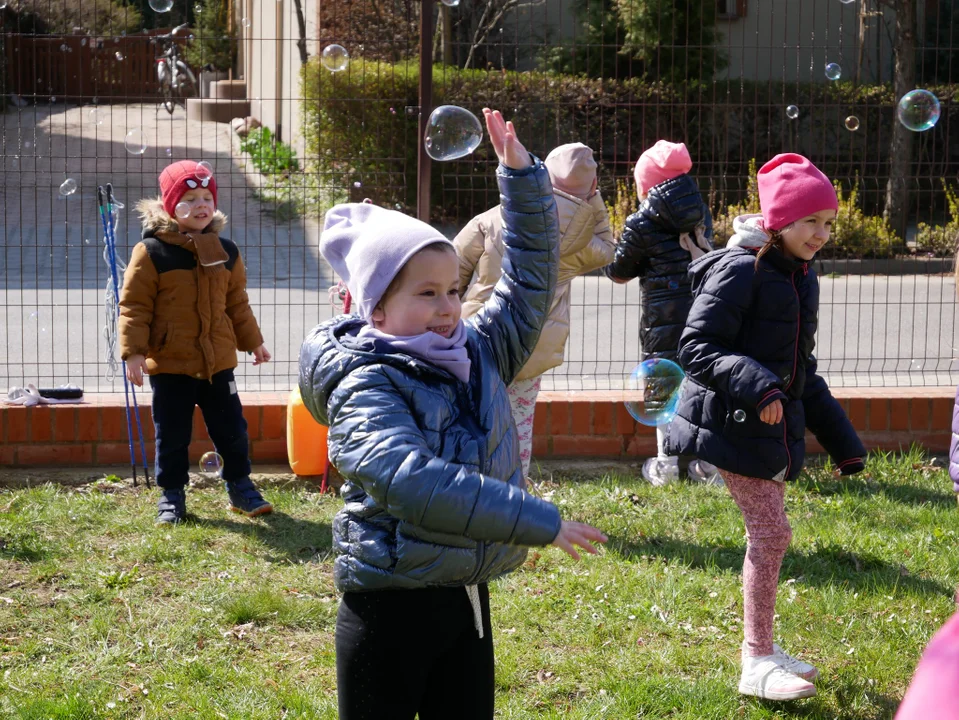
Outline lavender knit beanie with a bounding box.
[320,203,452,321]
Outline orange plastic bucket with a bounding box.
[286,386,329,477]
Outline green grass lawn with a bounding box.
[1,450,956,719]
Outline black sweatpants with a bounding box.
[335,584,495,719]
[150,369,251,488]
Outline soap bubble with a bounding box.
[353,181,362,188]
[440,0,460,5]
[897,89,941,132]
[844,115,860,131]
[241,17,251,27]
[59,178,78,196]
[733,409,747,423]
[89,107,105,125]
[362,198,373,204]
[194,2,202,11]
[165,147,172,157]
[115,51,124,61]
[321,44,349,72]
[59,43,69,52]
[28,310,38,320]
[424,105,483,162]
[195,160,214,180]
[624,358,685,427]
[149,0,173,11]
[786,104,799,120]
[824,62,842,81]
[124,128,146,155]
[840,0,855,3]
[174,201,191,218]
[199,451,223,478]
[80,38,87,46]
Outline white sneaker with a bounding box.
[688,459,724,485]
[642,457,679,487]
[739,654,817,701]
[741,641,819,681]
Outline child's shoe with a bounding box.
[739,653,817,701]
[156,488,186,525]
[743,640,818,680]
[642,457,679,487]
[226,478,273,517]
[688,459,724,486]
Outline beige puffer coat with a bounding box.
[454,189,615,380]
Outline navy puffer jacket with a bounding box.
[665,218,865,481]
[299,160,563,593]
[604,174,713,360]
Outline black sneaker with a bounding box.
[226,478,273,517]
[156,488,186,524]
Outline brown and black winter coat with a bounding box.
[118,199,263,380]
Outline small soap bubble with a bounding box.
[28,310,38,320]
[424,105,483,162]
[59,43,69,52]
[115,51,124,61]
[362,198,373,204]
[194,2,202,11]
[165,147,172,157]
[84,237,93,245]
[174,201,191,219]
[844,115,860,131]
[59,178,78,196]
[394,203,403,210]
[149,0,173,11]
[440,0,460,5]
[624,358,685,427]
[124,128,146,155]
[786,104,799,120]
[89,107,105,125]
[80,37,87,46]
[353,181,362,189]
[241,17,251,27]
[825,63,842,81]
[50,96,57,103]
[321,44,349,72]
[195,160,214,180]
[897,89,941,132]
[199,451,224,478]
[24,141,31,149]
[733,409,747,423]
[389,107,396,114]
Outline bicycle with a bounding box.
[154,24,197,114]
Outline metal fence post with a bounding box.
[417,0,434,223]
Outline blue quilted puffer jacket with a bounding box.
[299,160,563,593]
[665,220,865,481]
[604,174,713,361]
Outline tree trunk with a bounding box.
[883,0,916,240]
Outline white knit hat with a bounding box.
[320,203,452,321]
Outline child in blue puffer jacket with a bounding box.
[667,154,866,702]
[298,110,606,720]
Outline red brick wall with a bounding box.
[0,388,952,467]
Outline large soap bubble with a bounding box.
[424,105,483,162]
[321,44,349,72]
[624,358,685,427]
[897,89,941,132]
[824,63,842,81]
[199,451,224,479]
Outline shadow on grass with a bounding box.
[798,473,956,508]
[608,535,954,598]
[197,511,332,563]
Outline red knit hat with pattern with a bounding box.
[159,160,218,218]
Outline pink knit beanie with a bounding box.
[757,153,838,232]
[633,141,693,196]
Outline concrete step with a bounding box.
[186,98,251,123]
[210,80,248,100]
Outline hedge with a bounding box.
[300,59,959,233]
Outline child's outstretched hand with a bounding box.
[552,520,608,561]
[483,109,532,171]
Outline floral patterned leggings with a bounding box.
[720,470,794,658]
[507,376,542,478]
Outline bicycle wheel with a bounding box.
[161,80,175,114]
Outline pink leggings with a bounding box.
[720,470,793,658]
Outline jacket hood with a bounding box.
[299,315,460,426]
[136,197,227,236]
[726,213,769,250]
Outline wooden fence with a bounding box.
[4,31,190,101]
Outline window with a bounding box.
[717,0,747,19]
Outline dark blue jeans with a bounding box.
[150,369,251,489]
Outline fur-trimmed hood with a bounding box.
[136,196,227,235]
